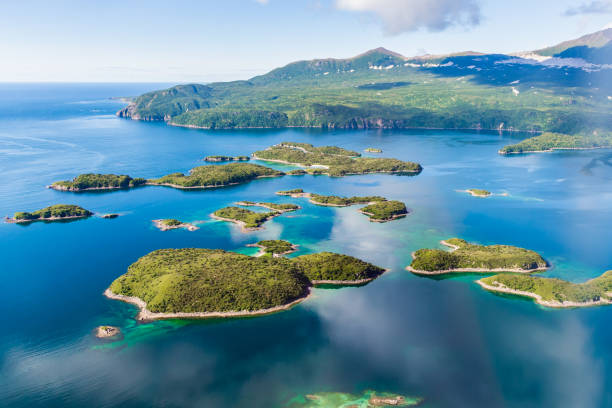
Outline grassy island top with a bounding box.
[51,174,146,191]
[237,201,300,212]
[204,155,250,162]
[364,147,383,153]
[467,189,492,197]
[253,142,421,176]
[149,162,284,188]
[479,271,612,307]
[253,240,296,255]
[277,188,305,195]
[408,238,548,275]
[499,132,612,154]
[12,204,93,222]
[360,200,408,221]
[293,252,385,283]
[160,219,182,226]
[107,247,386,317]
[213,206,277,230]
[287,390,423,407]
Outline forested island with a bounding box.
[360,200,408,222]
[204,155,250,162]
[212,207,282,231]
[235,201,301,212]
[50,174,146,191]
[248,240,298,256]
[152,219,199,231]
[105,246,385,320]
[478,271,612,308]
[253,142,421,176]
[408,238,548,275]
[499,132,612,154]
[7,204,93,223]
[148,163,284,188]
[466,189,492,197]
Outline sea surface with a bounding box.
[1,83,612,408]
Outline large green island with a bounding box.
[105,245,386,320]
[7,204,93,223]
[407,238,548,275]
[253,142,421,176]
[50,174,146,191]
[499,132,612,154]
[477,271,612,308]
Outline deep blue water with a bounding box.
[1,83,612,408]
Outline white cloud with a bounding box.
[254,0,269,4]
[335,0,481,34]
[564,1,612,16]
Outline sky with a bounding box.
[2,0,612,82]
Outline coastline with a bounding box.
[246,243,299,257]
[5,214,91,224]
[103,288,313,321]
[499,146,612,155]
[476,279,612,308]
[311,268,389,286]
[152,219,199,232]
[146,175,281,190]
[358,209,408,222]
[251,155,421,175]
[210,212,282,232]
[235,201,301,213]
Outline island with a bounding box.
[288,169,307,175]
[359,200,408,222]
[477,271,612,308]
[7,204,93,223]
[235,201,300,213]
[211,207,279,231]
[287,390,423,407]
[365,147,383,153]
[50,174,146,191]
[104,246,386,320]
[499,132,612,154]
[407,238,549,275]
[152,219,199,231]
[247,240,298,257]
[253,142,422,176]
[276,188,306,197]
[101,213,119,219]
[148,162,284,189]
[204,155,250,162]
[95,326,121,339]
[465,189,492,197]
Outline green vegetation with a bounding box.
[293,252,385,282]
[51,174,146,191]
[204,155,250,162]
[253,142,421,176]
[309,194,385,206]
[288,169,307,175]
[467,189,491,197]
[238,201,300,212]
[360,200,408,221]
[277,188,304,195]
[213,206,277,229]
[500,132,612,154]
[365,147,383,153]
[13,204,93,221]
[108,247,386,314]
[286,390,423,408]
[109,249,310,313]
[160,219,182,226]
[254,240,296,255]
[409,238,548,274]
[480,271,612,305]
[149,162,284,188]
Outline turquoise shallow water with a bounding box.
[1,84,612,407]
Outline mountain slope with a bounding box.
[534,28,612,57]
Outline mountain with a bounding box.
[534,28,612,57]
[117,39,612,133]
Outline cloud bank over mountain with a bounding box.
[335,0,481,34]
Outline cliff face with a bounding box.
[116,104,167,121]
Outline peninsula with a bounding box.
[152,219,199,231]
[50,174,146,191]
[7,204,93,223]
[253,142,421,176]
[499,132,612,154]
[105,246,385,320]
[477,271,612,308]
[407,238,548,275]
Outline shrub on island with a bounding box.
[149,163,284,188]
[408,238,548,274]
[309,194,386,206]
[51,174,146,191]
[13,204,93,222]
[277,188,304,195]
[213,207,277,229]
[293,252,385,283]
[253,240,296,255]
[360,200,408,221]
[238,201,300,212]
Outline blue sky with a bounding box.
[2,0,612,82]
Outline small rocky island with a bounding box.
[204,155,250,162]
[50,174,146,191]
[105,245,385,320]
[248,240,298,257]
[95,325,121,339]
[101,213,119,219]
[365,147,383,153]
[153,219,199,231]
[253,142,422,176]
[465,189,492,197]
[6,204,93,223]
[288,390,423,407]
[407,238,548,275]
[477,271,612,308]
